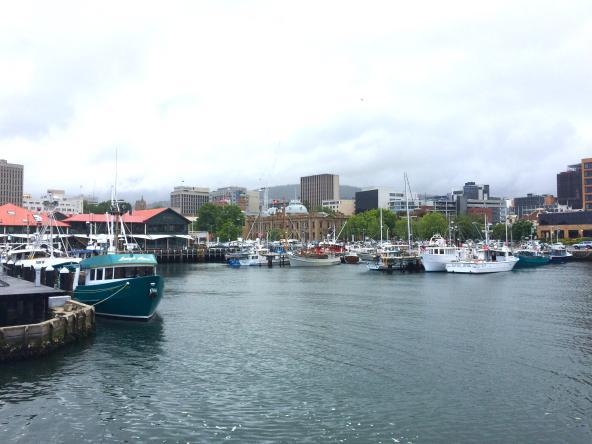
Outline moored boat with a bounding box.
[420,234,460,272]
[514,249,550,267]
[73,253,163,320]
[288,248,341,267]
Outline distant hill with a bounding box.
[261,184,360,203]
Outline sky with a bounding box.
[1,0,591,201]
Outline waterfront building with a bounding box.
[23,189,84,215]
[557,164,582,209]
[0,159,24,206]
[0,203,70,240]
[582,157,592,210]
[243,209,348,242]
[64,208,191,249]
[321,199,355,216]
[300,174,340,209]
[170,186,209,216]
[537,211,592,240]
[354,187,392,213]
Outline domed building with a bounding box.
[285,199,308,215]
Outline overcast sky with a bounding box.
[1,0,591,201]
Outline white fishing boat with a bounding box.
[446,215,518,274]
[288,248,341,267]
[420,234,461,272]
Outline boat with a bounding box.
[420,234,460,272]
[73,253,163,320]
[288,248,341,267]
[71,200,164,320]
[366,243,421,271]
[545,243,573,263]
[343,251,360,264]
[445,214,519,274]
[514,248,550,267]
[445,245,519,273]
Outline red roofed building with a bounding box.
[63,207,191,249]
[0,203,69,238]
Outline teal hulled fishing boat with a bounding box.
[73,253,163,320]
[514,249,550,267]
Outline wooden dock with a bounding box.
[145,247,233,263]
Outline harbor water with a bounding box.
[1,262,591,442]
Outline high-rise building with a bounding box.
[170,186,210,216]
[354,187,392,213]
[582,158,592,211]
[0,159,24,206]
[300,174,339,209]
[557,164,582,209]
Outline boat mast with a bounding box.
[380,207,383,245]
[405,172,412,251]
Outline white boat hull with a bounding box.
[445,258,519,274]
[420,253,457,272]
[288,256,341,267]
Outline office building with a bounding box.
[300,174,340,209]
[170,186,210,216]
[557,164,582,209]
[321,199,355,216]
[22,189,84,215]
[582,158,592,210]
[512,194,548,218]
[0,159,24,206]
[355,187,392,213]
[210,186,247,205]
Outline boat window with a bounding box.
[90,269,96,280]
[105,267,114,280]
[79,271,86,285]
[96,268,103,280]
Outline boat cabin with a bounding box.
[79,254,158,286]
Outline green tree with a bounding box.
[512,220,534,241]
[313,206,336,216]
[491,223,506,240]
[196,203,245,241]
[342,209,398,241]
[84,200,131,214]
[197,203,221,233]
[453,215,484,241]
[416,212,448,240]
[268,228,283,241]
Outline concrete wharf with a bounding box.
[0,275,95,361]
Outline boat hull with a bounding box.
[288,256,341,267]
[515,255,550,267]
[446,259,518,274]
[73,275,164,320]
[420,253,457,272]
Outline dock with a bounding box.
[0,275,95,362]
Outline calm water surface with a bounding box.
[1,262,592,442]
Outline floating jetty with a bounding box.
[0,275,95,362]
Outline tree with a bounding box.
[313,206,336,216]
[84,200,131,214]
[196,203,245,241]
[491,223,506,240]
[197,203,221,233]
[416,212,448,240]
[512,220,534,241]
[342,209,399,241]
